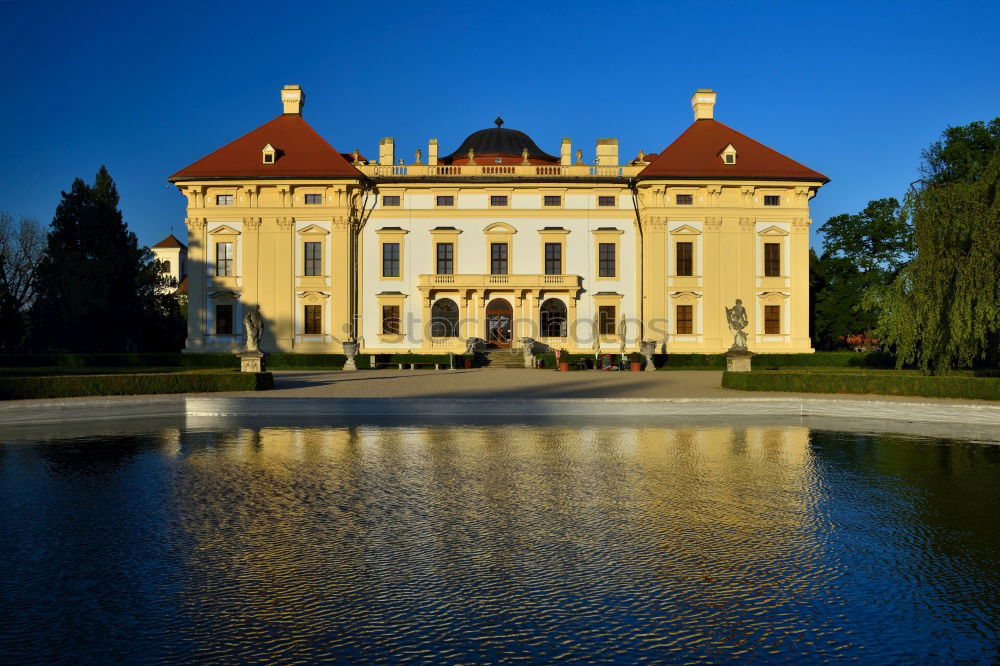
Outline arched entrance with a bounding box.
[485,298,513,348]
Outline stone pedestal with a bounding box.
[238,351,266,373]
[342,341,359,371]
[725,350,754,372]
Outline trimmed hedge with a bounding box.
[722,371,1000,401]
[0,353,238,369]
[751,351,896,369]
[0,371,273,400]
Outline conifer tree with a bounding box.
[30,167,179,351]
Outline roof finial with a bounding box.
[494,114,503,128]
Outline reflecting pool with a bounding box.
[1,423,998,663]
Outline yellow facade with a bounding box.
[170,86,825,355]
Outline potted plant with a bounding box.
[461,353,474,369]
[628,352,644,372]
[557,349,571,372]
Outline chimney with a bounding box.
[281,85,304,114]
[428,139,438,166]
[560,138,572,166]
[595,138,618,167]
[691,89,716,120]
[379,138,395,165]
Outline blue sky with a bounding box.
[1,0,997,250]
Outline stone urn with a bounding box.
[342,341,359,371]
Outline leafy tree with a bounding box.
[29,167,181,352]
[0,212,44,351]
[873,118,1000,373]
[811,198,912,349]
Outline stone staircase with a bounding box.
[480,350,527,369]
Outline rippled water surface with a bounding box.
[1,422,998,663]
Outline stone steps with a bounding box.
[480,352,527,368]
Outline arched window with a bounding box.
[539,298,567,338]
[161,260,171,273]
[430,298,459,338]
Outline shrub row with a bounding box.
[721,371,1000,401]
[0,353,239,369]
[0,371,273,400]
[751,351,896,369]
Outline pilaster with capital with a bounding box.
[641,215,667,331]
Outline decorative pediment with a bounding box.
[758,225,789,236]
[484,222,517,234]
[670,290,702,305]
[758,291,789,305]
[296,290,329,304]
[297,224,329,235]
[208,224,241,236]
[262,143,277,165]
[208,290,239,302]
[669,224,701,235]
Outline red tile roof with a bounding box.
[169,114,363,181]
[152,234,187,249]
[638,119,828,182]
[175,275,188,294]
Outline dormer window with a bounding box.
[721,143,737,165]
[262,143,277,165]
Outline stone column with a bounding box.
[790,218,813,351]
[184,217,207,350]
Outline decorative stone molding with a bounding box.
[185,217,207,233]
[706,185,722,205]
[243,217,262,231]
[703,216,723,230]
[738,217,755,229]
[758,291,790,305]
[297,290,329,305]
[330,216,350,231]
[276,217,294,231]
[792,217,812,231]
[641,216,665,231]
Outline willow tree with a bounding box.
[874,119,1000,373]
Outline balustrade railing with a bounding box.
[420,273,577,289]
[358,164,639,179]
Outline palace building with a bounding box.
[168,86,827,355]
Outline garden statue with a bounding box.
[640,339,657,372]
[725,299,749,352]
[238,306,266,372]
[520,337,536,368]
[465,337,486,355]
[243,306,263,353]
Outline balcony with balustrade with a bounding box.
[417,273,580,299]
[357,164,643,179]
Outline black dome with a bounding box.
[444,126,557,161]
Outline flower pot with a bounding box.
[463,359,473,369]
[630,362,642,372]
[559,362,570,372]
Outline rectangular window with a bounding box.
[675,194,693,205]
[676,242,693,276]
[436,195,454,206]
[764,243,781,277]
[304,193,323,205]
[598,305,616,335]
[304,305,322,335]
[765,305,781,334]
[216,194,233,206]
[215,304,233,335]
[544,242,562,275]
[490,243,508,275]
[382,195,400,206]
[543,195,561,207]
[490,195,508,207]
[676,305,693,335]
[382,242,400,277]
[598,243,616,277]
[764,195,781,206]
[436,242,454,275]
[304,241,322,276]
[598,195,616,207]
[382,305,401,335]
[215,242,233,276]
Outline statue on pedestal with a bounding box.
[238,306,266,372]
[725,299,749,352]
[640,340,657,372]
